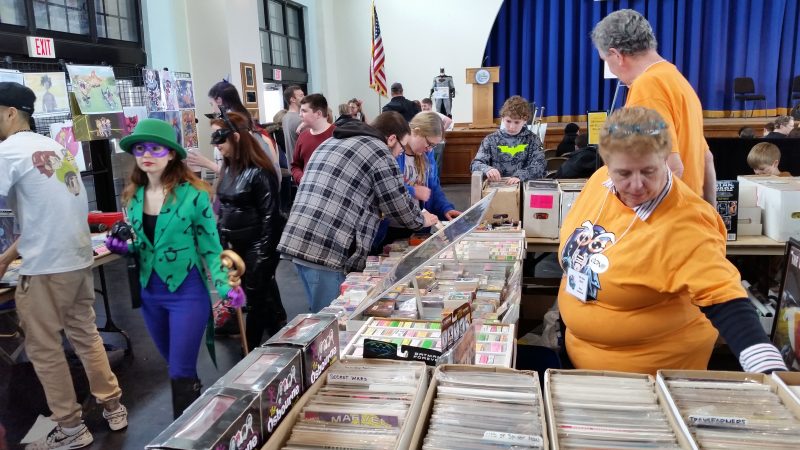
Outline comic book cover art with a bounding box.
[143,69,163,112]
[165,111,182,147]
[181,110,198,148]
[176,78,196,109]
[73,111,126,141]
[65,65,122,114]
[161,70,179,111]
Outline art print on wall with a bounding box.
[176,79,195,109]
[23,72,69,116]
[165,111,182,147]
[161,70,179,111]
[148,111,166,121]
[181,110,198,148]
[73,112,126,142]
[143,69,163,112]
[49,122,86,172]
[65,65,123,114]
[123,106,148,135]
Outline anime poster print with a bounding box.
[143,68,163,112]
[49,122,86,172]
[123,106,148,135]
[65,65,122,114]
[774,243,800,370]
[181,110,198,148]
[22,72,69,115]
[165,111,182,147]
[73,112,126,141]
[176,78,195,109]
[560,220,616,301]
[160,70,179,111]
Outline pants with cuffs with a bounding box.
[15,267,123,427]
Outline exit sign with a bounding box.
[27,36,55,59]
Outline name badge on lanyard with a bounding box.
[566,267,589,302]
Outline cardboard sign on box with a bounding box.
[482,180,520,223]
[523,180,560,238]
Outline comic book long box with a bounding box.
[146,387,260,450]
[146,347,303,449]
[264,313,339,390]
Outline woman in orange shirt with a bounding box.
[558,107,786,375]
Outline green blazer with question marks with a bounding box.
[126,182,231,299]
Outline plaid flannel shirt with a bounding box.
[277,135,424,272]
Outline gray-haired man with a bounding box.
[592,9,717,206]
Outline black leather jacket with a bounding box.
[216,166,282,267]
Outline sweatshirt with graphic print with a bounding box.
[469,127,545,181]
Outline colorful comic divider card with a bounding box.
[181,110,198,148]
[22,72,69,116]
[176,77,195,109]
[143,68,164,112]
[65,65,123,115]
[160,70,179,111]
[123,106,148,135]
[49,121,86,172]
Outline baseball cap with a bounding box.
[0,82,36,115]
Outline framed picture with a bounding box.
[240,62,256,89]
[772,238,800,370]
[247,108,259,121]
[244,90,258,105]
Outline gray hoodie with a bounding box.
[470,127,545,181]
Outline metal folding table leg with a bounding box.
[94,265,132,356]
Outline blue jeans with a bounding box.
[294,263,346,313]
[140,267,210,379]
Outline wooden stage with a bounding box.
[441,117,772,184]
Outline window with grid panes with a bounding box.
[33,0,90,34]
[94,0,137,42]
[259,0,306,70]
[0,0,26,25]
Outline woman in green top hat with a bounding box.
[105,118,245,418]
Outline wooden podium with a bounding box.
[466,66,500,128]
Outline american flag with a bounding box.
[369,1,387,96]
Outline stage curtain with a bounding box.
[484,0,800,121]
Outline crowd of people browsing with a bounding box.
[0,9,793,449]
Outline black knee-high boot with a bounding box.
[171,377,202,419]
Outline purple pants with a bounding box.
[140,267,211,379]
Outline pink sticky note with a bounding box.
[530,194,554,209]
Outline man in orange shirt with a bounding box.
[592,9,717,206]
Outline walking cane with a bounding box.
[221,250,249,355]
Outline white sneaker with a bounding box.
[102,404,128,431]
[25,423,93,450]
